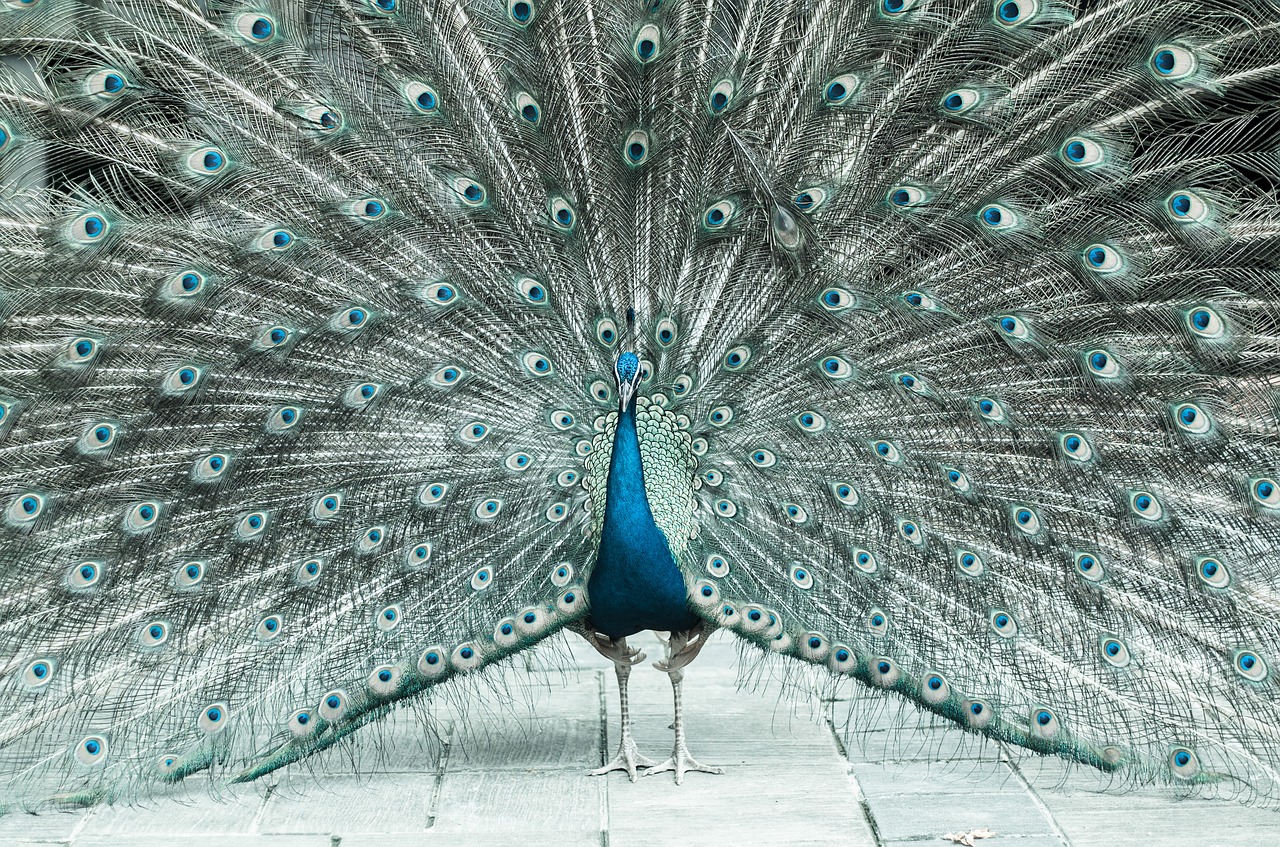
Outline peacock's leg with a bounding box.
[585,633,657,781]
[645,624,724,784]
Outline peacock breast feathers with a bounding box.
[584,394,700,564]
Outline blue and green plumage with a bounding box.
[1,0,1280,813]
[589,355,698,640]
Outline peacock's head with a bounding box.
[614,352,641,410]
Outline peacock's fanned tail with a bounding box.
[0,0,1278,810]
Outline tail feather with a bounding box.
[1,0,1279,811]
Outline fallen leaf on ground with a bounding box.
[941,828,997,846]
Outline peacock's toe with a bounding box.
[642,746,724,786]
[590,737,659,782]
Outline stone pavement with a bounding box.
[1,632,1274,846]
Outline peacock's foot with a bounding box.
[590,735,658,781]
[643,744,724,785]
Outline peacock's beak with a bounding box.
[618,380,635,411]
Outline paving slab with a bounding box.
[0,631,1276,846]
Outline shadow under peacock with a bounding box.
[3,0,1280,813]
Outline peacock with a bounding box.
[1,0,1279,814]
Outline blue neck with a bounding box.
[604,402,652,531]
[587,400,696,639]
